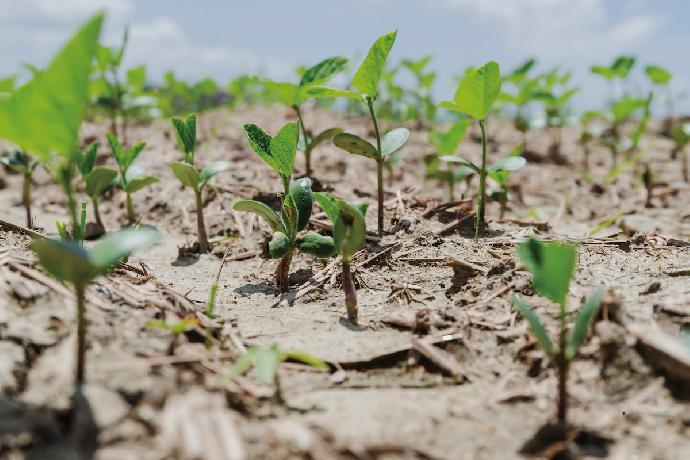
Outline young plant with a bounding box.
[74,141,118,230]
[499,59,538,150]
[306,31,409,235]
[93,27,128,140]
[401,56,437,123]
[255,56,348,177]
[1,148,40,228]
[487,142,525,218]
[221,344,328,406]
[105,132,158,223]
[314,192,368,325]
[170,114,231,254]
[32,228,162,386]
[438,62,524,240]
[512,238,603,424]
[233,123,337,293]
[591,55,636,106]
[427,118,475,201]
[532,70,579,157]
[645,65,674,120]
[147,312,198,355]
[671,124,690,182]
[383,147,406,187]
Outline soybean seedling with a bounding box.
[671,124,690,182]
[74,141,118,230]
[106,132,159,223]
[32,228,162,386]
[591,55,636,107]
[438,62,525,240]
[220,344,328,406]
[512,238,603,424]
[233,123,337,293]
[170,114,231,254]
[314,192,368,325]
[487,142,525,219]
[499,59,538,150]
[645,65,674,119]
[255,56,349,177]
[306,31,409,236]
[1,148,40,228]
[401,56,437,123]
[427,118,475,201]
[532,71,579,157]
[146,312,198,355]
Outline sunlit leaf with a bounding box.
[333,133,378,159]
[232,200,285,234]
[198,160,231,187]
[352,30,397,98]
[381,128,409,157]
[513,295,555,356]
[517,238,577,308]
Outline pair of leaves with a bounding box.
[243,123,299,185]
[171,160,232,191]
[427,118,472,157]
[0,14,103,160]
[438,61,501,121]
[74,141,118,199]
[333,128,409,160]
[31,228,162,288]
[314,193,368,261]
[440,152,525,176]
[106,132,147,175]
[119,165,159,194]
[591,56,635,80]
[171,114,197,162]
[532,88,579,108]
[1,149,39,175]
[488,142,525,189]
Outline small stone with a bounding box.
[83,384,130,429]
[83,222,106,240]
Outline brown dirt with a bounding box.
[1,106,690,459]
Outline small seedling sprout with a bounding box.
[147,312,198,355]
[170,113,231,254]
[427,118,475,201]
[74,141,118,230]
[1,148,40,228]
[487,142,525,218]
[512,238,603,424]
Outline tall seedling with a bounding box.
[74,141,118,230]
[106,132,159,223]
[171,114,231,254]
[233,123,337,293]
[256,57,349,177]
[427,118,475,201]
[314,193,368,325]
[306,31,409,236]
[439,62,524,240]
[1,148,40,228]
[512,238,603,424]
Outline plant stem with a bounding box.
[92,197,104,229]
[342,257,357,325]
[195,189,208,254]
[126,193,135,223]
[367,97,384,236]
[294,105,312,177]
[449,179,455,202]
[76,284,86,387]
[278,248,294,293]
[23,174,31,229]
[476,119,488,241]
[557,359,568,424]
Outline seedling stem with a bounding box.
[126,194,135,222]
[76,283,86,385]
[367,96,384,236]
[195,189,208,253]
[294,105,312,176]
[342,247,357,324]
[476,119,488,240]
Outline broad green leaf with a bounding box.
[437,101,461,112]
[439,155,481,173]
[255,344,280,384]
[512,295,555,356]
[489,142,524,187]
[440,118,473,156]
[232,200,285,234]
[270,123,299,178]
[333,133,378,159]
[352,30,397,97]
[85,167,117,198]
[310,127,343,150]
[517,238,577,307]
[333,200,367,261]
[451,61,501,120]
[299,56,348,88]
[358,202,369,217]
[0,76,16,94]
[171,115,196,158]
[106,131,125,165]
[124,175,159,194]
[0,14,103,160]
[289,177,313,232]
[171,162,200,189]
[31,237,95,286]
[381,128,409,157]
[127,66,146,88]
[591,66,614,79]
[121,141,147,172]
[256,78,300,106]
[454,166,475,182]
[645,66,671,85]
[558,88,579,105]
[280,350,329,369]
[487,156,526,173]
[314,192,339,223]
[0,157,27,174]
[302,86,363,100]
[219,348,260,384]
[532,91,557,106]
[243,124,277,171]
[89,228,162,275]
[77,141,98,176]
[198,160,231,188]
[565,289,604,360]
[612,99,646,122]
[295,232,336,258]
[611,56,635,78]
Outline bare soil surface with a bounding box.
[1,106,690,459]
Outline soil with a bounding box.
[1,106,690,459]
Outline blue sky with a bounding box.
[0,0,687,114]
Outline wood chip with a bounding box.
[433,212,476,236]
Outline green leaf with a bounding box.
[333,200,367,261]
[89,228,162,276]
[171,162,200,189]
[517,238,577,307]
[121,141,147,173]
[612,98,646,122]
[440,118,472,156]
[454,166,475,182]
[0,157,28,174]
[310,127,343,150]
[256,344,280,384]
[301,86,363,100]
[0,14,103,160]
[671,125,690,149]
[219,348,260,384]
[565,289,604,360]
[255,78,300,106]
[280,350,329,369]
[232,200,286,234]
[171,115,196,158]
[381,128,409,157]
[439,155,481,173]
[77,141,99,177]
[558,88,579,105]
[127,66,146,88]
[487,156,526,173]
[512,295,555,356]
[106,131,125,164]
[450,61,501,120]
[437,101,461,112]
[198,160,231,188]
[31,237,95,286]
[611,56,635,78]
[124,175,159,194]
[299,56,348,88]
[314,192,339,223]
[488,142,523,187]
[85,167,117,198]
[269,122,299,178]
[289,177,313,232]
[591,66,615,80]
[352,30,397,97]
[645,66,671,85]
[243,124,277,171]
[333,133,378,159]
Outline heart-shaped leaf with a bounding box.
[289,178,313,232]
[439,155,481,173]
[232,200,285,234]
[565,288,604,360]
[512,295,555,356]
[198,160,231,188]
[333,133,378,159]
[124,175,159,194]
[517,238,577,308]
[299,56,348,88]
[352,30,397,98]
[310,127,343,150]
[449,61,501,120]
[85,167,117,198]
[381,128,409,157]
[314,192,339,223]
[171,162,200,189]
[487,156,526,173]
[302,86,363,100]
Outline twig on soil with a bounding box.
[273,257,342,308]
[412,336,468,380]
[474,280,517,307]
[433,212,476,236]
[0,217,43,239]
[354,246,394,268]
[421,198,472,218]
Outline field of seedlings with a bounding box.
[2,13,690,460]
